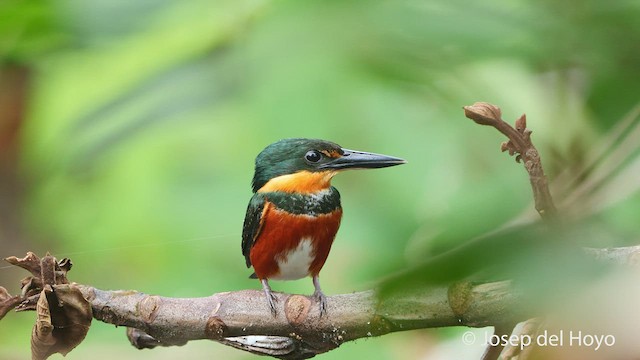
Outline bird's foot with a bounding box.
[266,291,278,316]
[313,289,328,317]
[312,275,328,317]
[261,279,278,316]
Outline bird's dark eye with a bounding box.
[305,150,322,163]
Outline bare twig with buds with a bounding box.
[463,102,557,220]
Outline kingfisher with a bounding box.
[242,138,406,316]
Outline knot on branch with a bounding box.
[285,295,311,325]
[205,316,227,340]
[138,295,161,323]
[448,281,474,320]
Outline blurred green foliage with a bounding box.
[2,0,640,359]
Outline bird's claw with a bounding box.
[266,290,278,316]
[261,279,279,316]
[313,290,327,317]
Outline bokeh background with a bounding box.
[1,0,640,359]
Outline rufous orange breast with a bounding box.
[249,204,343,280]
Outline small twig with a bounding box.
[0,286,22,320]
[463,102,557,221]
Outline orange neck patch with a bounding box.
[258,170,336,194]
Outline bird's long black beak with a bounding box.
[319,148,406,170]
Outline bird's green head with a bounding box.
[251,138,406,193]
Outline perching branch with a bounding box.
[3,245,639,359]
[84,281,520,356]
[1,252,523,358]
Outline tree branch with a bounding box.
[78,280,520,357]
[4,245,639,358]
[1,252,524,358]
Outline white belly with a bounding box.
[272,238,314,280]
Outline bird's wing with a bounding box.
[241,193,269,268]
